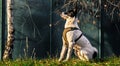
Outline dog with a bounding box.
[58,9,98,62]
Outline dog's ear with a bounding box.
[73,8,77,13]
[64,10,76,17]
[73,8,77,16]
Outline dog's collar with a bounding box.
[64,27,79,30]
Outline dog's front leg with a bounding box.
[64,42,74,62]
[59,44,67,62]
[59,38,67,62]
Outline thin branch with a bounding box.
[115,24,120,34]
[24,0,42,40]
[110,7,116,21]
[106,0,119,7]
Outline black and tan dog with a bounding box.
[58,9,98,62]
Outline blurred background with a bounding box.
[0,0,120,60]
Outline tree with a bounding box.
[3,0,14,60]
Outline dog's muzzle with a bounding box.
[63,27,82,45]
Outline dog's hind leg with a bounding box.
[78,50,89,61]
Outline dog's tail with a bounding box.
[93,51,97,59]
[92,47,98,59]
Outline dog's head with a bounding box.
[60,8,77,20]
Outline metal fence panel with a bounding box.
[1,0,120,60]
[12,0,51,59]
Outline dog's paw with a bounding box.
[58,59,62,62]
[63,59,68,62]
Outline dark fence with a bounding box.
[0,0,120,60]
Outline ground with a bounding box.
[0,56,120,66]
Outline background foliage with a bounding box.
[0,0,120,60]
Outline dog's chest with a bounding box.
[65,17,79,28]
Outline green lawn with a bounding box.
[0,57,120,66]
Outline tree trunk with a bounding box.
[3,0,14,60]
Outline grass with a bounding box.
[0,56,120,66]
